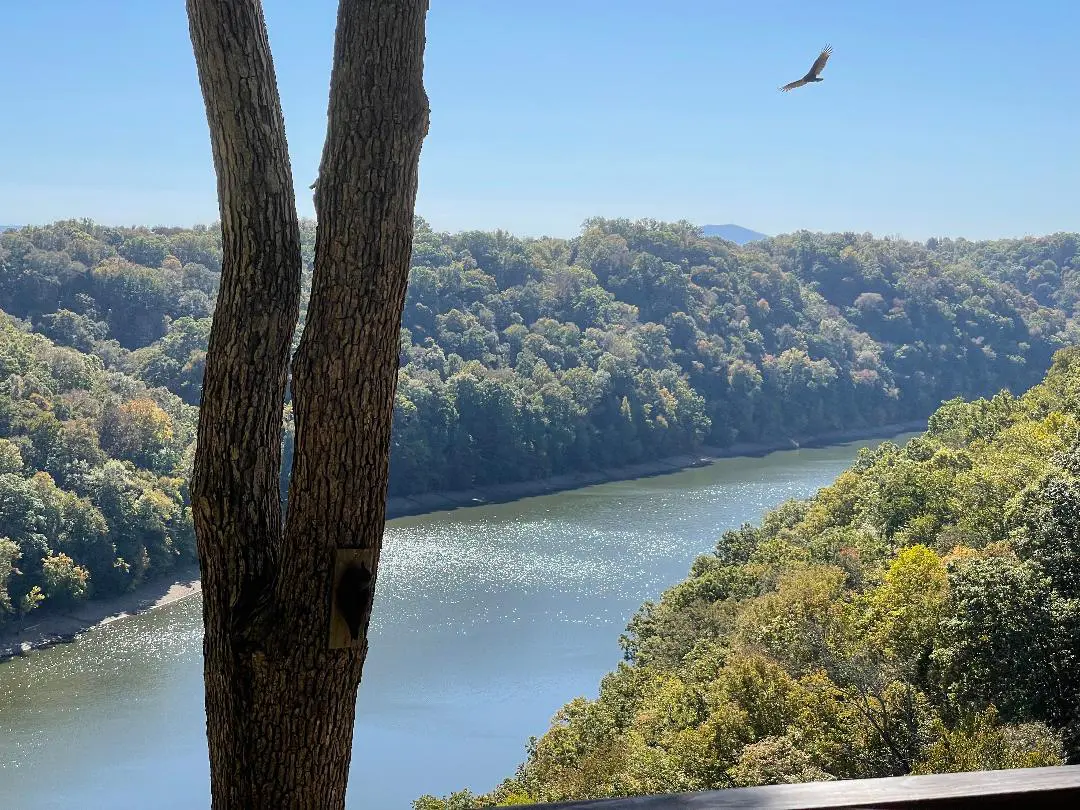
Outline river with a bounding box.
[0,433,915,809]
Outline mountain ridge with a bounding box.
[701,223,767,243]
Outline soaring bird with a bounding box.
[779,45,833,92]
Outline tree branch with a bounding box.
[282,0,428,641]
[187,0,301,638]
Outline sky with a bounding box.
[1,0,1077,241]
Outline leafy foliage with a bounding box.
[0,314,195,623]
[416,349,1080,807]
[3,219,1079,498]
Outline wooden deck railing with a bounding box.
[519,766,1080,809]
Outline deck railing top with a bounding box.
[520,766,1080,809]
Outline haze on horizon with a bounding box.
[1,0,1077,242]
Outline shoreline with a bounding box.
[1,419,924,663]
[0,564,202,663]
[384,419,926,519]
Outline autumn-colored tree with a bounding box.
[101,398,175,468]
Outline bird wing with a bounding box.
[779,78,809,92]
[807,44,833,79]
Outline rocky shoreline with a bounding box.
[0,420,924,663]
[0,565,201,663]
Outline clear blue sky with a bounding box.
[2,1,1077,240]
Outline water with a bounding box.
[0,434,914,808]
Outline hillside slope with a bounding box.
[419,348,1080,807]
[1,218,1078,502]
[0,314,196,625]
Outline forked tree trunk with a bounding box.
[186,1,428,807]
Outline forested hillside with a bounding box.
[2,219,1078,500]
[0,315,196,623]
[417,348,1080,808]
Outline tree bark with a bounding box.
[186,1,428,807]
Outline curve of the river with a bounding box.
[0,434,915,809]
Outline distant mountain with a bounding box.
[0,225,20,232]
[700,223,767,244]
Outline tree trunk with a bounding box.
[186,1,428,807]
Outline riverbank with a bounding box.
[0,564,201,662]
[384,419,926,519]
[1,419,924,664]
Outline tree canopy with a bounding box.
[3,219,1078,502]
[0,313,195,621]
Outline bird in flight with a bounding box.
[779,45,833,92]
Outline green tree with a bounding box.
[40,551,89,606]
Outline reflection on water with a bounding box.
[0,597,206,808]
[0,434,915,809]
